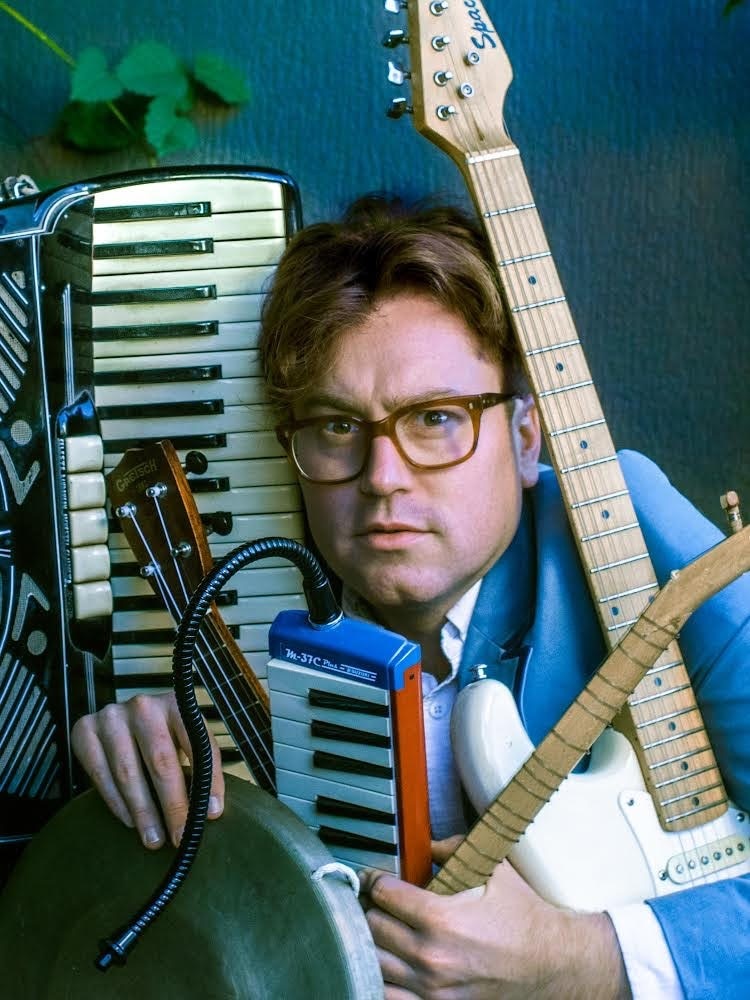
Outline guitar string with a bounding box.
[438,53,727,885]
[121,497,275,792]
[148,495,276,791]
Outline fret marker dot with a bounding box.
[654,677,662,687]
[602,509,610,519]
[681,761,689,770]
[580,440,588,449]
[555,361,564,371]
[611,606,620,616]
[669,722,677,731]
[528,275,537,284]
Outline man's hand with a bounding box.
[70,691,224,850]
[359,839,631,999]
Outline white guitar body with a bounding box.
[452,678,750,911]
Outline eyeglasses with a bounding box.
[275,392,519,484]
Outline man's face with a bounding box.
[294,291,541,632]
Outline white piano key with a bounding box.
[93,177,286,212]
[104,431,289,470]
[112,622,275,659]
[268,659,389,707]
[273,743,395,798]
[113,593,307,631]
[271,717,392,770]
[112,649,272,679]
[66,471,106,510]
[92,239,286,275]
[70,543,110,584]
[92,208,287,245]
[68,507,108,546]
[94,347,263,379]
[92,321,261,358]
[90,265,277,297]
[100,403,277,439]
[107,511,305,551]
[81,291,264,329]
[278,791,398,845]
[271,690,391,739]
[111,565,303,599]
[276,770,396,825]
[73,580,113,620]
[94,376,268,408]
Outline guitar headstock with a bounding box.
[106,440,212,611]
[385,0,515,165]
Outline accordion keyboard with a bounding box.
[40,169,307,778]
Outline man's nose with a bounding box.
[358,432,413,495]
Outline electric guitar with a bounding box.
[385,0,750,906]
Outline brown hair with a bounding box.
[259,194,525,416]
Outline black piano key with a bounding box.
[187,477,230,494]
[96,399,224,420]
[317,826,397,856]
[78,285,217,305]
[92,321,219,342]
[308,689,389,717]
[94,202,212,223]
[316,795,395,826]
[312,750,392,781]
[93,238,214,258]
[310,720,390,749]
[103,433,227,454]
[113,591,238,613]
[94,364,222,385]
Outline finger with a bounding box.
[95,701,168,849]
[126,694,190,847]
[430,834,464,865]
[70,714,134,829]
[360,870,433,930]
[168,698,225,819]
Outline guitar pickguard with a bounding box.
[452,677,750,911]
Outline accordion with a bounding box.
[0,166,306,872]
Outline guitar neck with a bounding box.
[465,150,727,832]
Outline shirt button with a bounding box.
[429,701,446,719]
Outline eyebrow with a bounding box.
[298,388,466,417]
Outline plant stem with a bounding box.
[0,1,145,155]
[0,2,75,67]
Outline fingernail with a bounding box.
[172,826,184,848]
[208,795,222,817]
[142,827,162,847]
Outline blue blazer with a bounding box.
[458,450,750,999]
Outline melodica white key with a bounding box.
[268,609,431,885]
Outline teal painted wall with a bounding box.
[1,0,748,525]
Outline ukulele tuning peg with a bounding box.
[387,96,413,119]
[384,0,407,12]
[184,450,208,475]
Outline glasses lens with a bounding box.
[395,402,475,466]
[291,417,367,481]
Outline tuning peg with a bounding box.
[721,490,743,534]
[387,60,410,85]
[184,450,208,475]
[384,0,407,11]
[387,97,413,119]
[430,0,450,12]
[383,28,408,48]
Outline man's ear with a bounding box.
[512,394,542,488]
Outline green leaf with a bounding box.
[71,47,124,103]
[116,41,189,99]
[57,100,134,151]
[144,95,198,158]
[193,52,250,104]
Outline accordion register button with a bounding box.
[64,434,104,473]
[68,507,109,546]
[71,543,111,584]
[67,471,106,510]
[73,580,114,620]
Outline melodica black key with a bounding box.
[268,609,431,885]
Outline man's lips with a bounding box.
[354,523,430,548]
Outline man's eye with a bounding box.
[419,409,450,427]
[322,418,358,436]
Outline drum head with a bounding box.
[0,774,383,998]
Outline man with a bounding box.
[72,197,750,998]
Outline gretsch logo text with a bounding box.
[464,0,497,50]
[115,457,158,493]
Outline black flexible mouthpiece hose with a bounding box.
[95,537,341,971]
